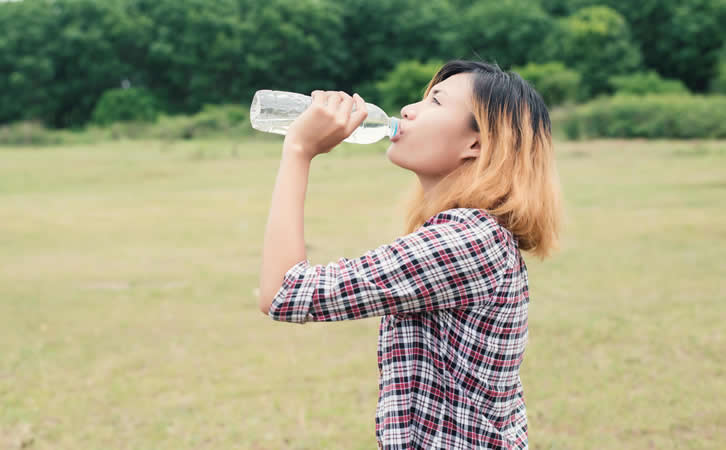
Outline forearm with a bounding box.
[258,146,311,313]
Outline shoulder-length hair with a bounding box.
[400,60,564,261]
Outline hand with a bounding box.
[282,90,369,160]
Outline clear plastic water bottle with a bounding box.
[250,90,400,144]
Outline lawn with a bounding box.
[1,137,724,449]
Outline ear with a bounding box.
[461,136,480,161]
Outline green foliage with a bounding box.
[2,0,726,128]
[143,104,254,140]
[337,0,456,95]
[551,6,641,100]
[562,94,726,139]
[0,105,255,146]
[0,121,65,146]
[0,0,141,128]
[711,59,726,94]
[181,0,347,111]
[97,104,255,141]
[609,72,689,96]
[91,88,159,125]
[540,0,726,92]
[538,0,583,15]
[512,62,581,107]
[456,0,555,68]
[602,0,726,92]
[374,60,445,114]
[127,0,269,114]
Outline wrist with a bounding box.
[282,141,309,158]
[281,145,312,165]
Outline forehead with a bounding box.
[431,73,473,109]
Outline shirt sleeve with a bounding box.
[268,210,513,324]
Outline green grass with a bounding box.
[1,137,724,449]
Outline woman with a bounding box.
[258,59,562,449]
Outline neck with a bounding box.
[417,174,441,199]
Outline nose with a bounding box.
[401,104,413,119]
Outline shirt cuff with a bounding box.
[268,259,314,323]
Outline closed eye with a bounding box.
[432,97,440,105]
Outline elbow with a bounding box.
[257,288,272,315]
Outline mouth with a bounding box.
[391,123,404,142]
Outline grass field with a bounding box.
[1,137,724,449]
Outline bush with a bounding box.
[609,71,689,95]
[152,104,253,140]
[456,0,555,68]
[711,61,726,94]
[0,121,65,146]
[512,62,581,107]
[91,88,160,125]
[552,6,642,101]
[561,94,726,139]
[105,104,255,141]
[1,104,257,145]
[374,59,445,114]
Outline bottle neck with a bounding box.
[388,117,400,138]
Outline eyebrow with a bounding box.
[431,89,447,96]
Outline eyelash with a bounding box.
[432,97,440,105]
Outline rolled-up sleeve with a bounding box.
[268,211,513,324]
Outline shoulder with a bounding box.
[424,208,512,238]
[423,208,518,259]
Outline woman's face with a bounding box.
[386,72,481,188]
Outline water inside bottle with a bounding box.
[250,91,396,144]
[343,107,392,144]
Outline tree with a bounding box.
[540,0,726,92]
[337,0,456,95]
[551,6,641,100]
[512,62,581,107]
[374,60,445,114]
[239,0,349,103]
[126,0,254,114]
[0,0,138,127]
[454,0,556,69]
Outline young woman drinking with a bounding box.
[258,59,563,449]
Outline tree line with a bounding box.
[1,0,725,128]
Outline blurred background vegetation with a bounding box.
[2,0,726,145]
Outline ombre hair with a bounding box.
[400,60,564,261]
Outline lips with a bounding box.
[391,123,404,142]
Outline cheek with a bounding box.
[387,118,459,170]
[390,137,454,174]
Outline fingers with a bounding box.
[311,90,324,106]
[328,91,344,111]
[335,91,354,123]
[345,93,368,135]
[311,90,344,110]
[310,90,367,136]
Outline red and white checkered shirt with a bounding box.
[269,208,529,449]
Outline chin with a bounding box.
[386,146,412,171]
[385,144,402,165]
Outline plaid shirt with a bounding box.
[269,208,529,449]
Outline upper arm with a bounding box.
[267,211,513,323]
